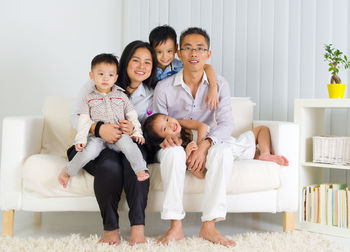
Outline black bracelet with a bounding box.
[94,121,104,138]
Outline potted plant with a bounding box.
[324,44,350,98]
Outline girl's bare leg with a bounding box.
[252,126,289,166]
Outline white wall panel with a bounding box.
[210,0,224,74]
[234,0,248,97]
[287,0,301,121]
[272,0,288,121]
[259,0,274,119]
[222,0,236,96]
[300,0,316,98]
[246,0,261,118]
[159,0,169,25]
[190,0,201,27]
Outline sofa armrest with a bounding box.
[1,116,43,210]
[253,120,299,212]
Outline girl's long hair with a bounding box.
[142,113,193,149]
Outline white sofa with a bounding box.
[1,96,299,236]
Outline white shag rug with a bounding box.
[0,231,348,252]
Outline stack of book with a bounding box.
[302,183,349,228]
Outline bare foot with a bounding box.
[157,220,184,245]
[58,167,70,188]
[99,229,120,245]
[136,170,150,181]
[191,168,207,179]
[199,221,235,247]
[258,153,289,166]
[129,225,146,245]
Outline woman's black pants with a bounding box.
[67,145,150,230]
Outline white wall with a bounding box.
[0,0,123,150]
[1,0,350,179]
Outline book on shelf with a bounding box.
[347,188,350,228]
[333,183,347,227]
[319,183,331,225]
[327,187,333,226]
[302,183,348,228]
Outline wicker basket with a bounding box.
[312,136,350,165]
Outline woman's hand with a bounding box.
[119,119,134,135]
[99,124,122,144]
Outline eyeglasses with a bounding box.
[180,47,209,54]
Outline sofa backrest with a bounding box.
[40,96,76,158]
[230,97,255,137]
[39,96,254,157]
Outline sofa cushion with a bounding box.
[23,154,94,197]
[22,154,280,197]
[40,97,76,158]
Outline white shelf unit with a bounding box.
[294,98,350,238]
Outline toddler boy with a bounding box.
[58,53,149,188]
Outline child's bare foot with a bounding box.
[192,168,207,179]
[258,153,289,166]
[199,221,235,247]
[129,225,146,245]
[136,170,149,181]
[99,229,120,245]
[58,167,70,188]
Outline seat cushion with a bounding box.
[22,154,94,197]
[149,159,280,194]
[22,154,280,197]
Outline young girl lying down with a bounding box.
[142,113,289,179]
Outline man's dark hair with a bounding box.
[149,25,177,48]
[91,53,119,71]
[179,27,210,49]
[117,40,157,95]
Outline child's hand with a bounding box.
[119,119,134,135]
[161,135,182,148]
[75,143,85,152]
[133,136,145,145]
[205,87,219,110]
[185,141,198,160]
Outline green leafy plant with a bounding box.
[324,44,350,84]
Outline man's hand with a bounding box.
[160,135,182,149]
[119,119,134,135]
[75,143,85,152]
[99,124,122,144]
[186,139,211,172]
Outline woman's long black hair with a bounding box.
[142,113,193,149]
[116,40,157,95]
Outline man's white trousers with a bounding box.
[157,144,233,222]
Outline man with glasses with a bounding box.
[152,27,236,247]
